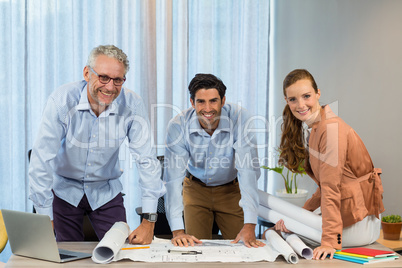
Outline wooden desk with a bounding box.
[377,229,402,251]
[5,242,402,267]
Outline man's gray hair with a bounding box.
[87,45,130,74]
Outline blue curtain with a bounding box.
[0,0,271,263]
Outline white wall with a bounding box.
[272,0,402,216]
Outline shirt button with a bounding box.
[209,167,212,169]
[86,175,89,178]
[88,163,91,166]
[209,178,212,180]
[90,149,93,153]
[92,135,96,138]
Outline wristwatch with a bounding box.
[143,213,158,222]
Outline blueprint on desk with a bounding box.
[114,236,309,263]
[92,221,312,264]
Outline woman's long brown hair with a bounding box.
[278,69,318,173]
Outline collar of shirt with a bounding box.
[76,83,119,118]
[188,105,231,137]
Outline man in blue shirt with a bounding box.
[164,73,265,248]
[29,45,165,243]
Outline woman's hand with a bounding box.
[262,219,292,239]
[273,219,291,233]
[313,245,335,260]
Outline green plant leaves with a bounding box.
[382,215,402,223]
[261,166,284,174]
[261,162,306,194]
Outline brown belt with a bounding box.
[185,170,237,187]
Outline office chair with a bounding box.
[0,211,8,254]
[28,149,99,241]
[0,211,6,268]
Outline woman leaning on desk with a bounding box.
[268,69,385,260]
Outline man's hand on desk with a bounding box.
[128,219,155,245]
[231,223,266,248]
[171,229,202,247]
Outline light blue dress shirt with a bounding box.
[164,103,261,231]
[29,80,166,220]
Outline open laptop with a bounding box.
[1,209,92,263]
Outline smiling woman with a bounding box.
[284,79,321,127]
[272,69,385,261]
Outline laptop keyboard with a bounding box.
[59,253,77,259]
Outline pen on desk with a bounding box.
[121,246,150,250]
[168,249,202,255]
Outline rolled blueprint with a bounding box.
[281,233,313,260]
[92,222,130,264]
[265,229,298,264]
[258,205,322,243]
[258,189,322,231]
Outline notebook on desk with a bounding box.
[1,209,91,263]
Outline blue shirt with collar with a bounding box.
[29,80,166,220]
[164,103,261,231]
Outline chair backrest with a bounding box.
[156,156,165,214]
[0,210,8,253]
[153,156,171,236]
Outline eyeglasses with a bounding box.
[89,67,126,86]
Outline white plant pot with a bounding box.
[275,189,308,207]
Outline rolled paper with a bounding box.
[282,233,313,260]
[92,222,130,264]
[258,190,322,231]
[258,205,322,243]
[265,229,299,264]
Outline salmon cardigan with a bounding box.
[303,105,384,249]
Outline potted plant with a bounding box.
[381,214,402,240]
[261,161,308,207]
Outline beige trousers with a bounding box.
[183,176,244,239]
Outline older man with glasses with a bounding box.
[29,45,165,244]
